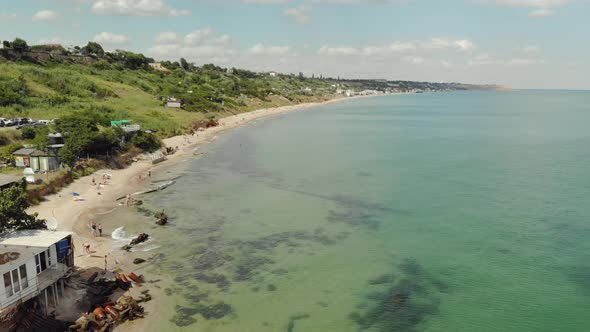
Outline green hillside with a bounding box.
[0,59,338,137]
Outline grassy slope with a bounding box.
[0,61,337,138]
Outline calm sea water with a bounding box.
[117,91,590,331]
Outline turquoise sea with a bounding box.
[113,90,590,331]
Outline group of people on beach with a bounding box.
[90,221,103,237]
[92,173,112,193]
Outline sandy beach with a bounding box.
[26,95,374,329]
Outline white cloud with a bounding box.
[94,32,130,45]
[92,0,191,16]
[420,38,476,51]
[215,35,232,46]
[242,0,289,2]
[147,29,235,65]
[248,44,294,56]
[468,46,545,66]
[319,37,476,58]
[32,10,59,21]
[528,8,554,16]
[184,29,213,45]
[507,58,546,65]
[402,55,425,65]
[284,5,312,23]
[309,0,411,3]
[520,45,541,54]
[475,0,573,7]
[468,53,502,66]
[318,46,359,56]
[0,13,17,20]
[155,32,181,45]
[475,0,575,17]
[37,38,67,45]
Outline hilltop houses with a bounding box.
[0,230,74,316]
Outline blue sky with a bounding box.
[1,0,589,89]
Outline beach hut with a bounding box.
[13,148,60,172]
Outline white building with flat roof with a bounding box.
[0,230,73,316]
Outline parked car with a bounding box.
[3,119,15,127]
[0,118,6,127]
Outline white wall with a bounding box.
[0,259,39,307]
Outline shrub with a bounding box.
[21,126,37,139]
[131,132,161,152]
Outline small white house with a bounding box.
[166,98,182,108]
[269,71,277,77]
[0,230,73,316]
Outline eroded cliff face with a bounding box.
[0,49,96,65]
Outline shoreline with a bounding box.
[26,93,386,329]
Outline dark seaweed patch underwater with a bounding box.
[349,258,446,331]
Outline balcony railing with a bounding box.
[37,263,68,291]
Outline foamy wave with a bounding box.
[141,245,161,252]
[111,226,133,242]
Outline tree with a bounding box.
[20,126,37,139]
[11,38,29,53]
[32,128,50,151]
[82,42,105,57]
[0,180,46,232]
[131,132,161,152]
[0,143,22,164]
[180,58,190,71]
[2,40,10,49]
[59,145,77,170]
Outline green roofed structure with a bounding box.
[110,120,132,127]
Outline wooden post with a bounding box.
[52,283,58,306]
[44,288,49,315]
[60,279,65,296]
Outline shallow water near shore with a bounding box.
[107,91,590,331]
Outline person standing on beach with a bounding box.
[91,222,97,237]
[98,224,103,237]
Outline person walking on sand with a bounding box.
[126,193,131,207]
[91,221,97,237]
[98,224,103,237]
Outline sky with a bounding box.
[1,0,589,89]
